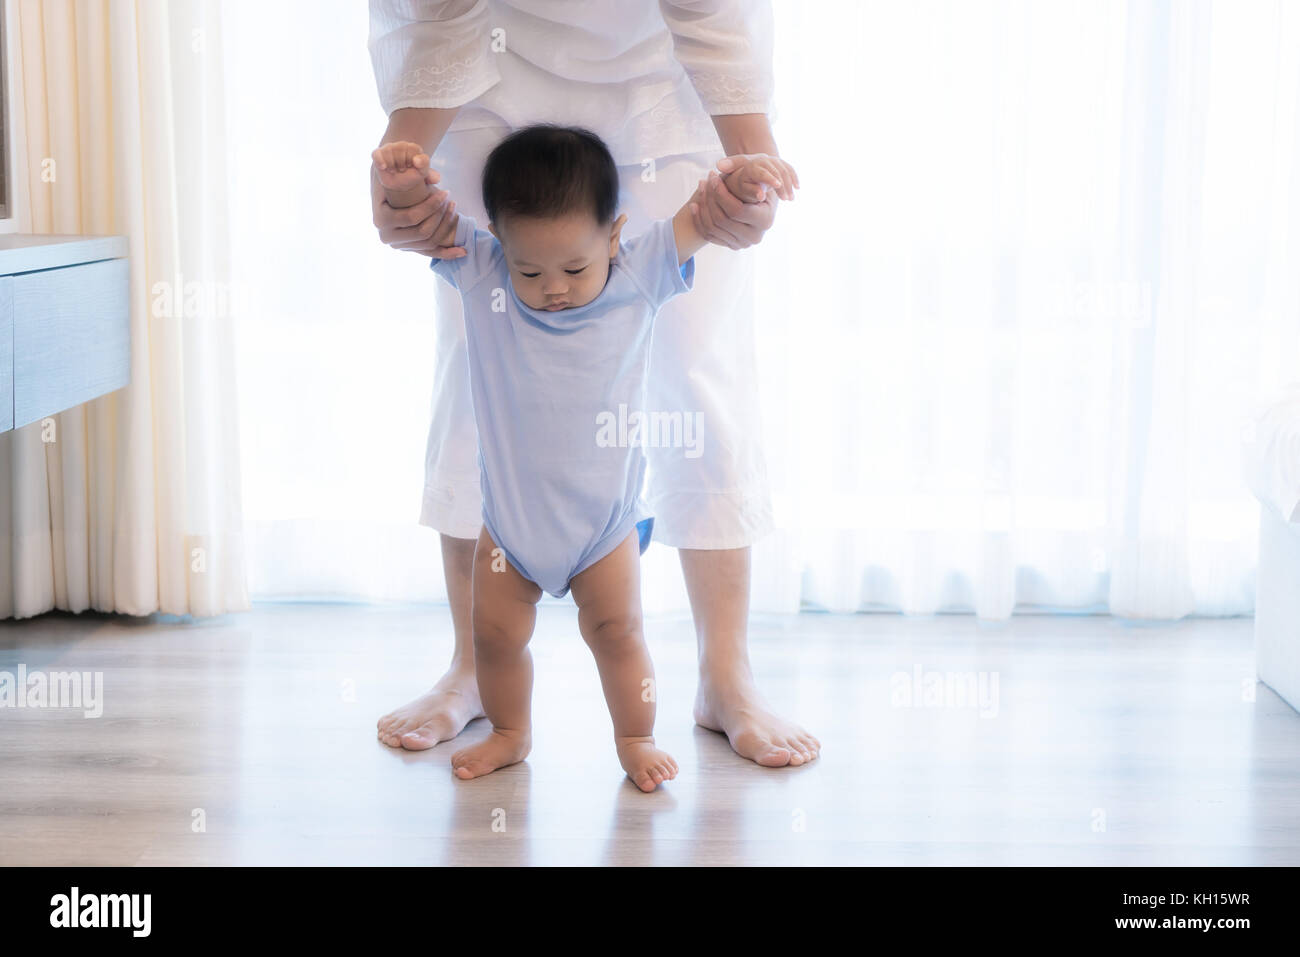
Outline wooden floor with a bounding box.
[0,604,1296,866]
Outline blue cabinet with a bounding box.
[0,235,130,432]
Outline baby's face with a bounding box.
[491,211,626,311]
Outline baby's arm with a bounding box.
[670,154,788,264]
[371,141,465,258]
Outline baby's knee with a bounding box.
[472,611,529,656]
[582,613,644,654]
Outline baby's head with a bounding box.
[482,125,626,312]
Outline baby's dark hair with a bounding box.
[481,125,619,227]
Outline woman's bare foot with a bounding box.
[694,672,821,768]
[616,736,678,792]
[451,727,531,780]
[376,666,484,750]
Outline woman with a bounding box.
[368,0,819,767]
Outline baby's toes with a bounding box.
[450,750,476,777]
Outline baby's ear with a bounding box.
[608,213,628,257]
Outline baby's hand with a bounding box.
[372,141,434,194]
[719,153,799,203]
[372,141,465,258]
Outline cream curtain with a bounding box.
[0,0,247,619]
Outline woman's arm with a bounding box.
[692,114,799,250]
[659,1,794,248]
[673,154,785,264]
[371,108,462,254]
[368,0,498,254]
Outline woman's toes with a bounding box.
[400,729,437,751]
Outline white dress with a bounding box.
[369,0,775,549]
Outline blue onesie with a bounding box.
[431,214,695,598]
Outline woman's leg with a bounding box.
[374,268,485,749]
[682,547,821,767]
[377,129,504,750]
[569,531,678,792]
[376,533,482,749]
[450,527,543,778]
[619,151,821,767]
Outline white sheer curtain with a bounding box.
[0,0,247,619]
[755,0,1300,617]
[226,0,1300,619]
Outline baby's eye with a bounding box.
[565,266,587,275]
[520,271,540,278]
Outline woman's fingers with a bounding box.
[431,201,459,245]
[693,183,739,249]
[693,205,739,250]
[715,188,778,247]
[709,171,758,221]
[376,190,453,243]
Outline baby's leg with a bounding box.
[450,527,542,780]
[569,531,678,792]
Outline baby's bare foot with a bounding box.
[616,736,678,792]
[451,727,531,780]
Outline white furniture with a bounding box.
[1246,392,1300,713]
[0,234,130,432]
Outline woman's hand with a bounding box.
[689,154,798,250]
[370,164,463,258]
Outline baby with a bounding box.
[372,126,788,791]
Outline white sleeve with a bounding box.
[368,0,501,114]
[658,0,774,116]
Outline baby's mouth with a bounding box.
[545,301,569,311]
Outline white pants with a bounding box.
[421,128,773,549]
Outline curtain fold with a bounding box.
[0,0,248,619]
